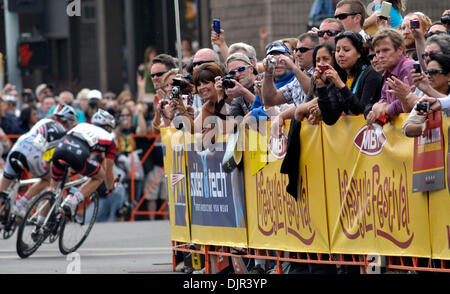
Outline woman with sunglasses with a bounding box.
[316,31,383,125]
[388,54,450,112]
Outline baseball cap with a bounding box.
[225,53,252,67]
[88,89,103,101]
[265,41,292,56]
[35,83,53,97]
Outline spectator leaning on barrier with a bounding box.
[316,18,345,44]
[295,42,337,125]
[316,31,383,125]
[334,0,370,41]
[366,28,416,125]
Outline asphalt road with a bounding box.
[0,220,174,274]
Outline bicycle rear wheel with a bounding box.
[59,192,99,255]
[16,192,56,258]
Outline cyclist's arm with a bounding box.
[104,157,114,191]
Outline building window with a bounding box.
[81,1,97,24]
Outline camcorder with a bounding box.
[221,72,236,89]
[416,101,430,112]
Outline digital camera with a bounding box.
[221,73,236,89]
[416,101,430,112]
[268,57,278,67]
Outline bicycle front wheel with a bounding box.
[16,192,56,259]
[59,192,99,255]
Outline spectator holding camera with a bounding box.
[261,41,310,131]
[316,31,383,125]
[389,54,450,113]
[222,53,257,117]
[400,12,432,60]
[366,28,416,125]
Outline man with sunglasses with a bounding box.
[150,54,176,92]
[222,53,257,117]
[334,0,370,41]
[316,18,344,44]
[295,32,319,75]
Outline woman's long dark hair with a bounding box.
[19,105,37,131]
[334,31,370,85]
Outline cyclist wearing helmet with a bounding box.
[0,104,78,216]
[50,109,117,216]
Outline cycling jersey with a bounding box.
[3,119,67,179]
[51,123,117,181]
[68,123,116,159]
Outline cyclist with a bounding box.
[0,104,78,217]
[49,109,117,216]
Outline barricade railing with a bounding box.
[129,134,168,221]
[171,241,450,274]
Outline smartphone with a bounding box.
[318,64,329,74]
[213,19,221,35]
[413,62,421,74]
[410,19,420,29]
[379,1,392,20]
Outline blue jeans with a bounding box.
[86,185,126,222]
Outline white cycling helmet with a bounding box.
[54,104,78,122]
[91,109,116,129]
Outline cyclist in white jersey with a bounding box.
[50,109,117,216]
[0,104,78,216]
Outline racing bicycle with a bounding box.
[16,159,99,258]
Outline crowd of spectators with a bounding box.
[1,0,449,273]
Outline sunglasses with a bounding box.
[334,12,359,20]
[228,65,250,76]
[192,60,215,67]
[317,30,341,37]
[424,31,446,38]
[368,54,376,61]
[421,52,440,60]
[294,47,314,53]
[150,71,167,78]
[425,69,448,76]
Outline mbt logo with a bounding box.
[353,124,387,156]
[268,133,288,159]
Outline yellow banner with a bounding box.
[161,128,190,242]
[244,121,330,253]
[428,116,450,260]
[322,115,430,257]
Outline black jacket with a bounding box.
[317,65,383,126]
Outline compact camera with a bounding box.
[268,57,278,67]
[416,101,430,112]
[410,19,420,29]
[221,73,236,89]
[318,64,329,74]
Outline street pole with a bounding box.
[174,0,183,73]
[3,0,23,94]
